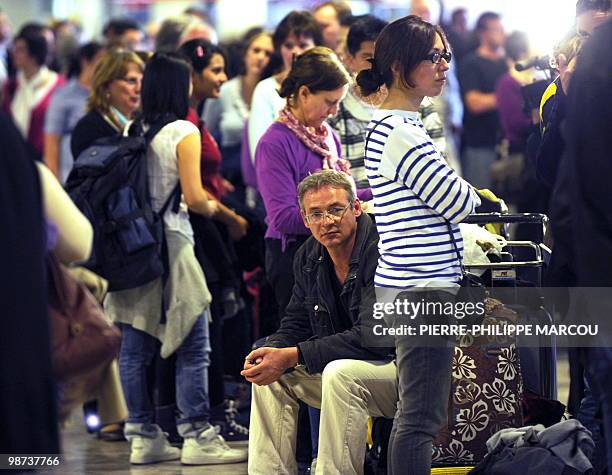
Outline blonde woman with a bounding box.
[71,49,143,158]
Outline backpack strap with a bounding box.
[156,180,181,328]
[445,220,465,275]
[143,114,182,215]
[159,182,182,217]
[143,114,178,145]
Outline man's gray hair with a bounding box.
[298,170,356,210]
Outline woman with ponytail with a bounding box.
[357,16,480,475]
[254,45,353,328]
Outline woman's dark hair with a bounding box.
[141,52,192,123]
[279,46,351,101]
[15,23,48,66]
[224,29,272,78]
[505,31,529,62]
[178,38,225,73]
[67,41,104,78]
[356,15,448,96]
[272,10,323,51]
[261,11,324,80]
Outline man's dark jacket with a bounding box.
[264,213,391,374]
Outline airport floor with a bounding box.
[47,353,571,475]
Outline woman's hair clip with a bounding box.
[196,45,205,58]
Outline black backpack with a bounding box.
[65,114,180,292]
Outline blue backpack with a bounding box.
[65,114,180,292]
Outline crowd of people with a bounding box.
[1,1,611,474]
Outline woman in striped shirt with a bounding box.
[357,16,480,474]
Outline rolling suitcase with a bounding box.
[432,299,524,467]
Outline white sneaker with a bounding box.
[128,431,180,465]
[181,426,248,465]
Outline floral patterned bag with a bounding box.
[432,299,524,467]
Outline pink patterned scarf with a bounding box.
[277,106,351,174]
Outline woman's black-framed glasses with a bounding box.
[425,51,452,64]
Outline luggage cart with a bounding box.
[462,212,556,401]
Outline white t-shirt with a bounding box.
[202,76,249,148]
[146,119,200,243]
[248,75,285,162]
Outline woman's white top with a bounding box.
[202,76,249,148]
[248,75,285,162]
[146,119,200,243]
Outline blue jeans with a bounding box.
[118,313,211,438]
[461,146,497,189]
[388,290,454,475]
[578,371,606,474]
[584,347,612,471]
[308,407,320,458]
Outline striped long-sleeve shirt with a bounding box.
[365,109,480,288]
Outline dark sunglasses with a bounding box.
[424,51,452,64]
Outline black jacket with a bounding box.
[567,19,612,286]
[264,213,391,374]
[0,112,59,454]
[71,109,118,159]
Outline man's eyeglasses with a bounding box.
[424,51,452,64]
[304,203,351,224]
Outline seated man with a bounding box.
[242,170,396,475]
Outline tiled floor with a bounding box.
[50,353,570,475]
[50,421,248,475]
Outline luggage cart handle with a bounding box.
[463,213,548,225]
[464,241,543,270]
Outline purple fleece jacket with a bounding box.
[255,121,371,248]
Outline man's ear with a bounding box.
[352,199,362,217]
[300,209,311,228]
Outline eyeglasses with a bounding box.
[304,204,351,224]
[424,51,452,64]
[118,77,141,86]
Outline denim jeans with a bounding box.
[118,312,211,439]
[584,347,612,471]
[308,407,321,457]
[578,371,606,474]
[388,290,455,475]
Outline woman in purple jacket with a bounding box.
[255,46,356,327]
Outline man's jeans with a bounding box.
[388,290,455,475]
[248,359,397,475]
[461,146,497,189]
[118,313,211,439]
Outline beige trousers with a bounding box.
[96,359,128,425]
[248,359,397,475]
